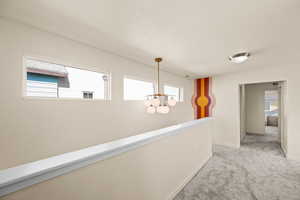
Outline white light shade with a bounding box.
[168,98,177,106]
[157,106,164,114]
[229,52,250,63]
[144,99,152,107]
[146,106,156,114]
[230,56,248,63]
[157,105,169,114]
[152,98,160,107]
[162,106,170,114]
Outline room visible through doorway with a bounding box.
[264,89,279,138]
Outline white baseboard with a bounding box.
[166,153,212,200]
[281,146,287,157]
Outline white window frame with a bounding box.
[123,75,155,101]
[163,84,184,102]
[22,56,111,101]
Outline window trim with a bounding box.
[163,84,184,102]
[123,75,155,101]
[22,56,111,101]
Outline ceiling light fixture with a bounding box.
[144,58,176,114]
[229,52,250,63]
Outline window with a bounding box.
[164,85,183,102]
[25,58,110,100]
[124,78,154,100]
[264,90,279,116]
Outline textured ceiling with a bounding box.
[1,0,299,77]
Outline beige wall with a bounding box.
[1,118,213,200]
[239,85,246,141]
[279,81,288,154]
[212,64,300,160]
[245,83,278,134]
[0,18,194,170]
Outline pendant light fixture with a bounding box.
[145,58,176,114]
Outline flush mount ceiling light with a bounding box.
[144,58,176,114]
[229,52,250,63]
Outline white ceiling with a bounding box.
[0,0,299,77]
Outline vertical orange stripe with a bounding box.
[200,78,205,118]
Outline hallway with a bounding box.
[174,134,300,200]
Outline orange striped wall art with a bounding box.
[192,77,214,119]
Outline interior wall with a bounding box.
[212,64,300,160]
[1,120,213,200]
[280,81,288,154]
[239,85,246,141]
[245,82,278,135]
[0,18,194,170]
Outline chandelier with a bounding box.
[144,57,177,114]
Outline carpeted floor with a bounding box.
[174,133,300,200]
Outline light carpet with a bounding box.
[174,134,300,200]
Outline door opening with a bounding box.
[239,81,287,155]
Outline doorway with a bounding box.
[239,81,287,154]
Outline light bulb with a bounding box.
[144,99,152,107]
[147,106,156,114]
[152,98,160,107]
[168,98,177,106]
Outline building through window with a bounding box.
[83,91,94,99]
[25,58,110,100]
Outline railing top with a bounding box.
[0,117,213,196]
